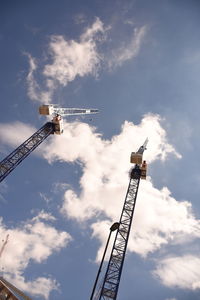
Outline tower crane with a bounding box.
[95,138,148,300]
[0,104,98,183]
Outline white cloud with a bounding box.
[26,53,54,103]
[41,114,180,223]
[31,210,56,222]
[0,121,36,149]
[90,181,200,260]
[128,183,200,256]
[154,255,200,290]
[26,18,148,103]
[37,113,200,261]
[43,17,104,86]
[91,220,118,262]
[26,54,40,101]
[108,25,147,69]
[26,18,105,103]
[80,17,104,41]
[2,114,199,268]
[0,121,50,160]
[5,274,59,300]
[0,213,72,299]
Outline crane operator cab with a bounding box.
[130,152,143,164]
[39,104,54,115]
[52,114,64,135]
[130,153,147,180]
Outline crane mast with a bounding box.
[97,139,148,300]
[0,105,98,183]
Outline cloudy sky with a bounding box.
[1,0,200,299]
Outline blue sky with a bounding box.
[1,1,200,299]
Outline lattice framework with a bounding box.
[99,167,141,300]
[0,122,54,182]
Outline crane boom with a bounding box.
[39,104,98,116]
[0,122,54,183]
[53,107,98,116]
[97,140,148,300]
[137,138,148,154]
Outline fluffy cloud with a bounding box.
[26,54,54,103]
[43,17,104,86]
[35,113,200,261]
[107,26,147,69]
[90,181,200,259]
[128,183,200,256]
[0,121,40,180]
[42,114,180,222]
[154,255,200,290]
[4,275,58,300]
[26,18,105,103]
[0,121,51,161]
[26,18,148,103]
[0,121,36,149]
[91,220,117,262]
[0,212,72,299]
[1,114,200,292]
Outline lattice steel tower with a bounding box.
[97,139,148,300]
